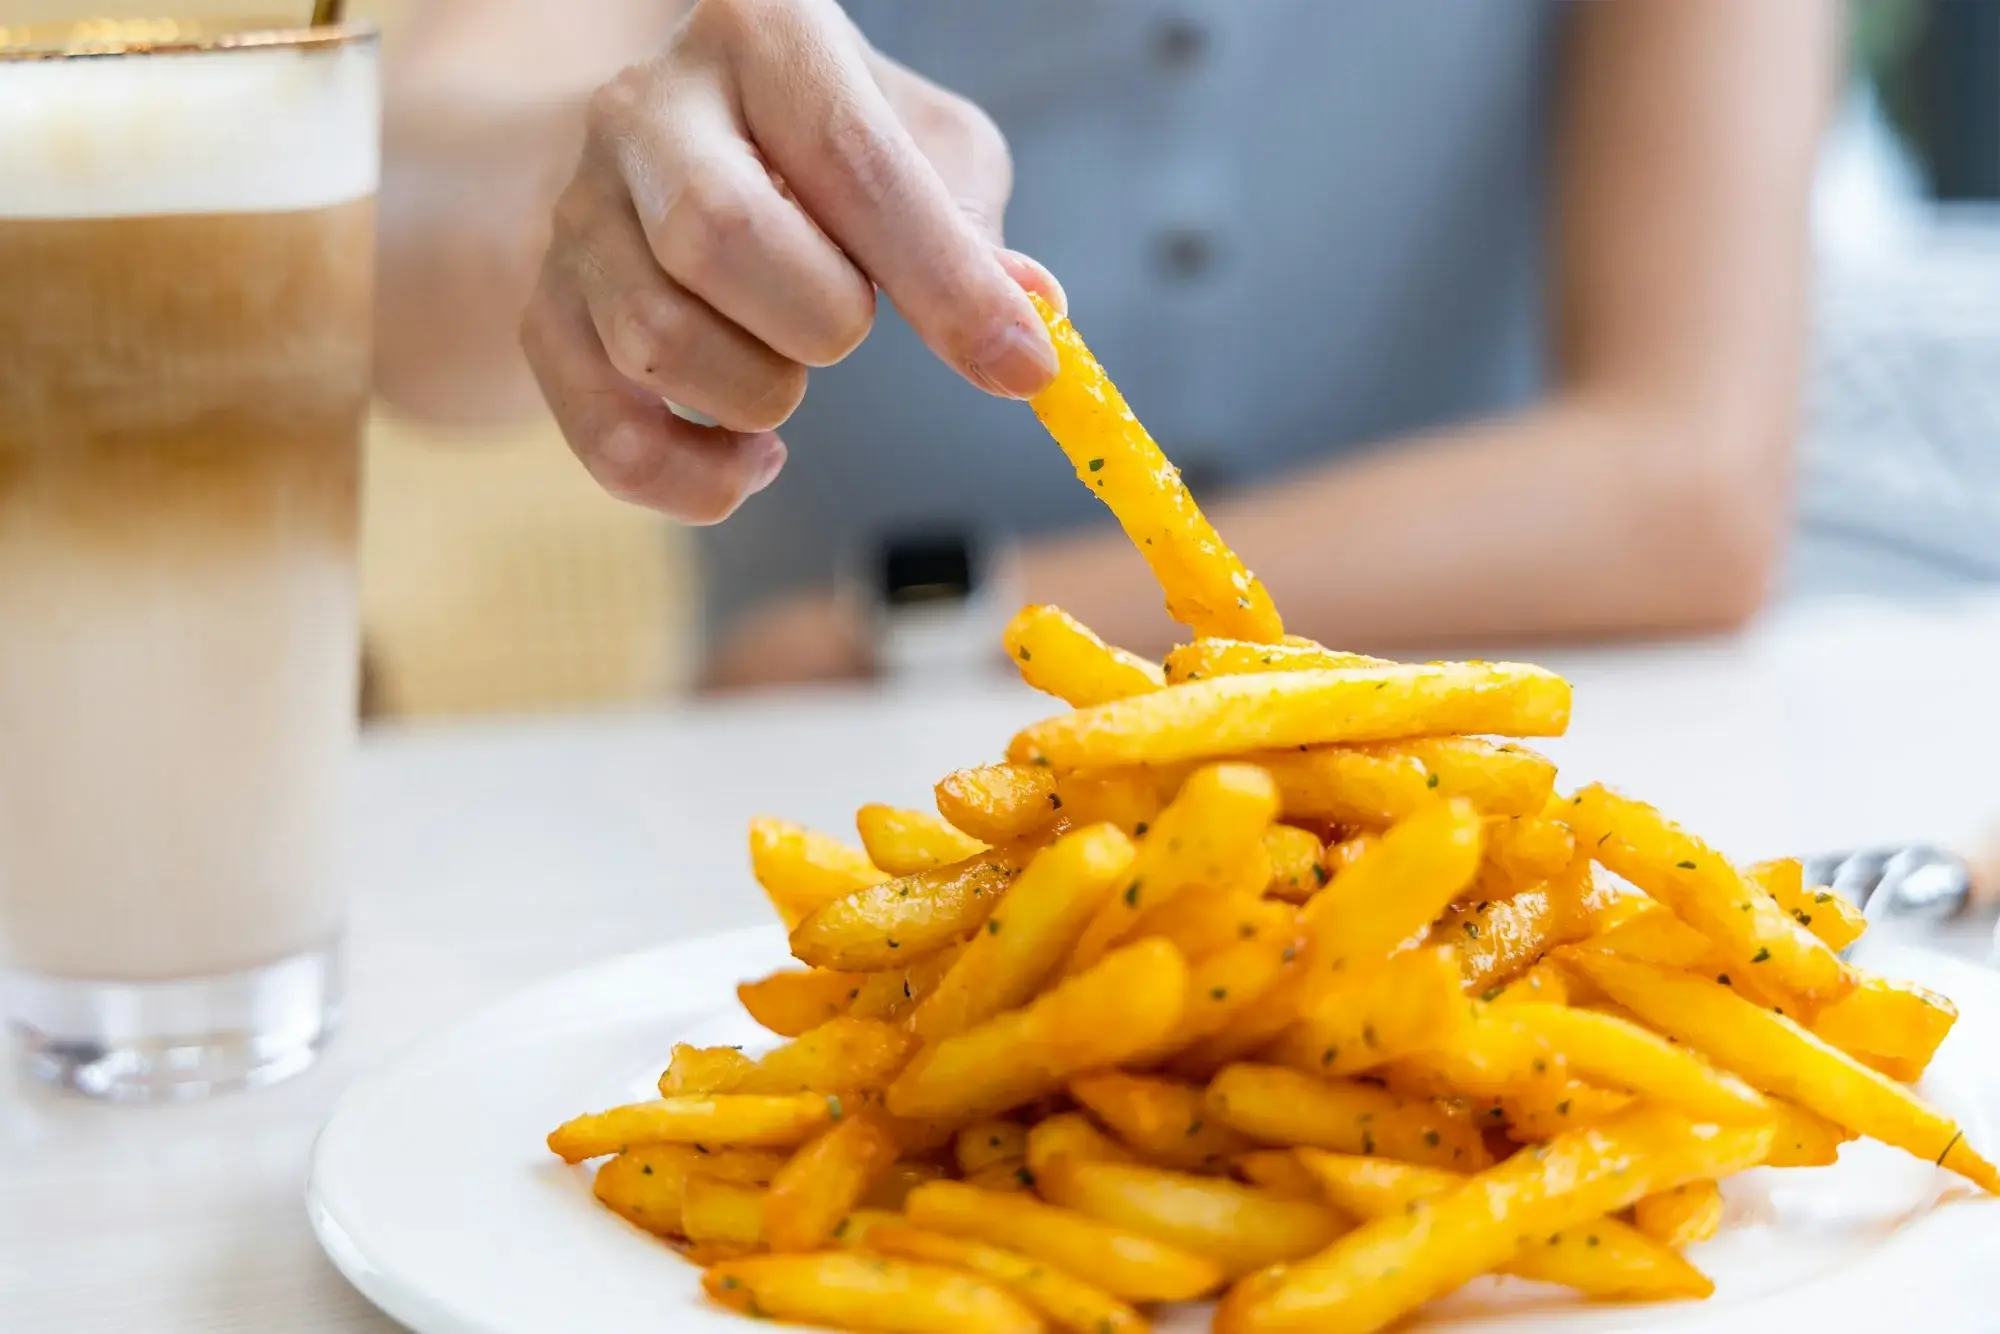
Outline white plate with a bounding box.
[309,927,2000,1333]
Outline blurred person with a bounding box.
[377,0,1840,689]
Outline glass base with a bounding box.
[5,938,342,1101]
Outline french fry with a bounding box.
[1027,293,1283,643]
[956,1120,1030,1176]
[1482,960,1570,1007]
[1257,739,1555,828]
[1319,832,1378,884]
[906,1179,1225,1302]
[1260,947,1468,1080]
[1205,1064,1491,1171]
[1300,799,1483,972]
[1585,900,1714,969]
[1749,858,1867,954]
[1495,1082,1636,1142]
[1026,1112,1139,1175]
[1154,926,1300,1054]
[1003,604,1165,707]
[695,1017,916,1099]
[856,804,987,877]
[1262,824,1327,902]
[1124,888,1297,965]
[1378,1004,1565,1105]
[681,1172,768,1247]
[1763,1096,1855,1167]
[963,1162,1038,1193]
[737,967,862,1037]
[591,1144,785,1237]
[865,1162,948,1212]
[763,1110,902,1253]
[1037,1155,1347,1279]
[1631,1179,1725,1248]
[1069,1072,1257,1172]
[1051,766,1172,836]
[549,1094,840,1164]
[1504,1002,1770,1122]
[791,851,1024,971]
[659,1043,756,1097]
[864,1223,1150,1334]
[703,1252,1044,1334]
[847,947,963,1023]
[1564,950,1999,1191]
[828,1208,907,1249]
[886,939,1188,1121]
[913,823,1137,1042]
[1220,1108,1770,1334]
[1233,1150,1325,1201]
[1402,740,1559,819]
[750,816,887,927]
[1568,786,1852,1009]
[1011,663,1570,770]
[1164,638,1390,684]
[1811,974,1957,1083]
[1292,1150,1713,1301]
[1482,814,1576,892]
[935,764,1064,845]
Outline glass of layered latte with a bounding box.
[0,18,377,1099]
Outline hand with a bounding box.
[521,0,1063,524]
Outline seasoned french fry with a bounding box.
[1504,1002,1769,1122]
[1261,946,1468,1080]
[1205,1064,1491,1171]
[1003,604,1166,707]
[847,947,963,1023]
[1028,293,1282,643]
[856,804,987,877]
[1221,1108,1770,1334]
[1564,950,1999,1191]
[1302,799,1483,972]
[906,1179,1225,1302]
[827,1208,907,1249]
[962,1162,1038,1193]
[681,1172,768,1247]
[1292,1150,1713,1301]
[548,1094,841,1163]
[864,1161,948,1212]
[703,1252,1044,1334]
[1258,739,1555,828]
[935,764,1064,845]
[886,939,1188,1121]
[1811,974,1957,1083]
[750,816,887,927]
[1482,960,1570,1007]
[1749,858,1867,954]
[1494,1082,1637,1142]
[1037,1155,1346,1279]
[702,1017,916,1099]
[864,1223,1150,1334]
[1632,1179,1725,1248]
[1568,786,1852,1009]
[1051,766,1172,836]
[1585,900,1713,969]
[1124,888,1298,965]
[1153,926,1299,1054]
[1233,1150,1325,1201]
[659,1043,756,1097]
[791,851,1024,971]
[1402,739,1559,819]
[1164,638,1390,684]
[1069,1072,1257,1172]
[1319,832,1378,884]
[913,823,1136,1042]
[1009,663,1571,770]
[1483,814,1576,892]
[955,1120,1030,1176]
[1763,1096,1855,1167]
[1379,1003,1565,1104]
[1262,824,1327,902]
[1026,1112,1139,1175]
[591,1144,785,1237]
[737,967,862,1037]
[763,1110,902,1253]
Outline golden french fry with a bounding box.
[1011,663,1571,770]
[1292,1150,1714,1301]
[935,763,1064,845]
[913,823,1136,1042]
[1812,974,1957,1082]
[791,850,1024,971]
[750,816,887,927]
[1504,1002,1769,1122]
[1051,766,1172,836]
[886,939,1188,1121]
[1221,1108,1770,1334]
[1568,786,1852,1009]
[1632,1179,1725,1248]
[1403,739,1559,819]
[739,1017,914,1095]
[1584,900,1713,969]
[1066,763,1279,973]
[1483,814,1576,892]
[1763,1096,1855,1167]
[1026,1112,1139,1175]
[1494,1081,1637,1142]
[847,947,963,1023]
[681,1172,768,1247]
[1749,858,1867,953]
[864,1161,947,1212]
[1069,1072,1257,1172]
[1320,832,1378,883]
[591,1144,786,1237]
[737,967,862,1037]
[906,1179,1225,1303]
[1003,604,1166,708]
[1205,1064,1491,1171]
[703,1252,1043,1334]
[1262,823,1327,902]
[659,1044,757,1097]
[827,1208,907,1249]
[1304,798,1484,972]
[1233,1150,1325,1200]
[1152,925,1299,1055]
[763,1109,902,1252]
[864,1223,1150,1334]
[955,1120,1030,1176]
[548,1093,840,1164]
[1257,739,1554,829]
[1124,887,1296,964]
[962,1162,1038,1193]
[1037,1155,1346,1279]
[1379,1003,1565,1104]
[856,804,987,877]
[1483,960,1570,1007]
[1261,946,1469,1080]
[1436,850,1598,993]
[1164,638,1390,684]
[1564,949,1999,1191]
[1027,293,1283,643]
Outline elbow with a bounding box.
[1625,425,1790,634]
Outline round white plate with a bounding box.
[309,927,2000,1333]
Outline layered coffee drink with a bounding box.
[0,21,378,1097]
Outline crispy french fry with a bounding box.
[1292,1150,1713,1301]
[1233,1150,1325,1200]
[1483,814,1576,892]
[856,804,987,877]
[1028,293,1283,643]
[1504,1002,1769,1122]
[1205,1064,1491,1171]
[1069,1072,1257,1172]
[1262,824,1327,902]
[864,1223,1150,1334]
[1568,786,1852,1009]
[864,1161,948,1212]
[1632,1179,1725,1248]
[750,816,887,928]
[1750,858,1867,954]
[935,764,1064,845]
[956,1120,1030,1176]
[591,1144,785,1237]
[1051,766,1172,836]
[1812,974,1957,1082]
[1038,1155,1346,1279]
[963,1162,1038,1193]
[1482,960,1570,1007]
[1124,887,1296,964]
[847,947,963,1023]
[1257,739,1554,827]
[791,851,1024,971]
[681,1172,768,1247]
[1153,926,1299,1055]
[695,1017,915,1099]
[1164,638,1390,684]
[1026,1112,1139,1175]
[1221,1108,1770,1334]
[887,939,1188,1121]
[828,1208,907,1249]
[1585,900,1713,969]
[1564,950,1999,1191]
[1003,604,1165,707]
[1494,1082,1637,1142]
[1403,739,1559,819]
[548,1094,841,1163]
[659,1044,757,1097]
[763,1110,902,1253]
[703,1252,1043,1334]
[913,823,1136,1042]
[1380,1004,1565,1104]
[906,1179,1225,1302]
[1304,799,1484,972]
[1764,1096,1855,1167]
[1009,663,1571,770]
[737,967,862,1038]
[1261,946,1469,1080]
[1319,832,1378,884]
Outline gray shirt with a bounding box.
[700,0,1563,634]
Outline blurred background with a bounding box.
[12,0,2000,722]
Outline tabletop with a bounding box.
[6,592,2000,1334]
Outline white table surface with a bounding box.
[6,593,2000,1334]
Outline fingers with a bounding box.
[520,273,786,525]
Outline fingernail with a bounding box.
[997,249,1067,316]
[743,435,787,498]
[971,316,1059,399]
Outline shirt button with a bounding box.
[1155,226,1217,282]
[1152,15,1209,69]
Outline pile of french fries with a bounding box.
[550,297,1998,1334]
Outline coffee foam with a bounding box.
[0,41,377,220]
